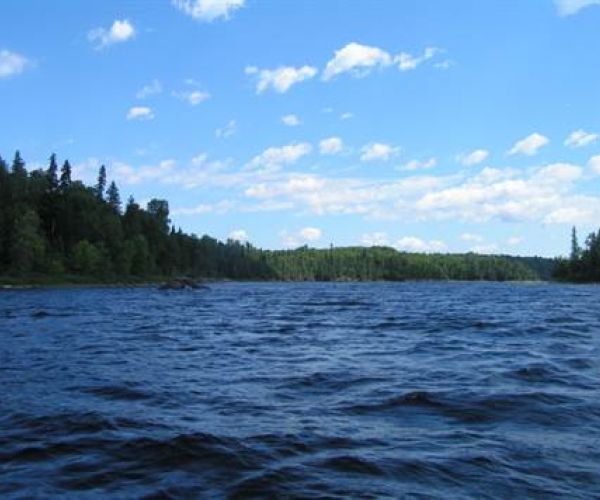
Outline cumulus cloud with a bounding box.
[245,143,312,173]
[360,143,399,162]
[281,114,301,127]
[228,229,249,242]
[395,237,447,253]
[319,137,343,155]
[322,42,441,80]
[216,119,236,139]
[589,155,600,174]
[361,232,389,246]
[172,0,245,21]
[136,79,162,99]
[300,227,322,241]
[246,65,317,93]
[459,149,489,166]
[88,20,135,49]
[322,42,393,80]
[507,133,549,156]
[555,0,600,16]
[399,158,437,171]
[0,49,31,78]
[564,129,598,148]
[126,106,154,121]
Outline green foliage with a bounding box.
[554,226,600,282]
[0,149,555,283]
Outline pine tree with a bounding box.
[96,164,107,200]
[47,153,59,191]
[570,226,581,262]
[106,181,121,213]
[11,150,26,176]
[59,160,72,189]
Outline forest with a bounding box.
[552,227,600,282]
[0,151,556,284]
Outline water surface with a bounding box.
[1,282,599,497]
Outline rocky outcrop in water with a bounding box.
[158,278,209,291]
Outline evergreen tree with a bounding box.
[59,160,72,189]
[47,153,59,191]
[96,164,107,200]
[106,181,121,213]
[11,150,26,176]
[570,226,581,261]
[10,209,45,273]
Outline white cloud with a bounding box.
[172,0,244,21]
[459,149,489,166]
[361,232,389,246]
[136,79,162,99]
[126,106,154,121]
[245,143,312,173]
[216,119,237,139]
[246,65,317,93]
[280,227,322,247]
[172,200,235,216]
[319,137,343,155]
[300,227,322,241]
[506,236,522,246]
[322,42,393,81]
[322,42,442,80]
[0,49,30,78]
[507,133,549,156]
[360,143,399,162]
[471,244,498,254]
[555,0,600,16]
[399,158,437,171]
[460,233,483,243]
[340,112,353,120]
[115,159,175,184]
[434,60,454,70]
[229,229,249,242]
[281,114,301,127]
[173,89,211,106]
[395,47,439,71]
[564,129,598,148]
[395,236,447,253]
[589,155,600,174]
[88,19,135,49]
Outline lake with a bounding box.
[1,282,599,497]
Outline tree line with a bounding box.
[0,150,554,283]
[553,226,600,282]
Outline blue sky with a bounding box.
[2,0,600,257]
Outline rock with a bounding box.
[158,278,208,291]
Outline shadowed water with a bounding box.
[1,282,599,498]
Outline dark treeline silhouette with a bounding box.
[0,151,554,283]
[553,226,600,282]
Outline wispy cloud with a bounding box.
[555,0,600,16]
[507,133,549,156]
[126,106,154,121]
[136,79,162,99]
[0,49,31,78]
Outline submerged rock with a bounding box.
[158,278,208,291]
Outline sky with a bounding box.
[2,0,600,257]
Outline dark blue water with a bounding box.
[1,282,599,498]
